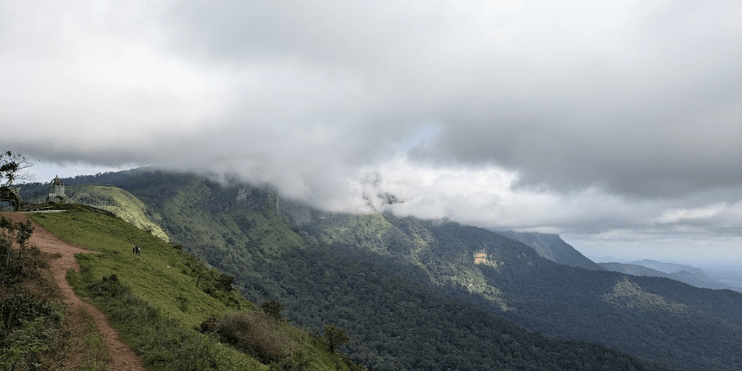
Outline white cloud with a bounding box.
[654,203,728,224]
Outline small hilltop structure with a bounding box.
[46,175,67,203]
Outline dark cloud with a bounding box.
[161,0,742,199]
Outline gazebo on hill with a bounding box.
[46,175,66,203]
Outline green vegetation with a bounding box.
[0,216,67,371]
[25,170,742,370]
[238,242,675,371]
[75,309,109,371]
[69,272,263,371]
[33,204,252,329]
[602,278,688,313]
[30,206,365,370]
[323,325,349,353]
[72,184,171,242]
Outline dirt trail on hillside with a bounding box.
[2,212,145,371]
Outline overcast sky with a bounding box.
[2,1,740,264]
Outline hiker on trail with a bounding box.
[133,244,137,254]
[136,245,141,255]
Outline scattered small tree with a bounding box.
[260,300,284,322]
[323,324,349,353]
[1,216,34,269]
[0,151,36,186]
[217,273,235,291]
[216,311,296,363]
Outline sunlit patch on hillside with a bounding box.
[67,185,170,242]
[603,278,687,314]
[474,252,503,269]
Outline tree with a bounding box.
[0,151,36,186]
[260,300,284,322]
[1,215,34,270]
[217,273,235,291]
[323,324,350,353]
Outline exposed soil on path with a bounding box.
[2,212,145,371]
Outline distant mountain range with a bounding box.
[599,262,668,277]
[598,259,740,292]
[488,232,741,293]
[19,169,742,370]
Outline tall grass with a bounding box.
[69,272,263,371]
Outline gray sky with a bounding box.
[2,0,741,264]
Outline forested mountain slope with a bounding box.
[295,209,742,370]
[37,169,742,371]
[496,230,605,271]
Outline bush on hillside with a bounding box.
[87,274,129,298]
[323,324,350,353]
[216,311,297,364]
[260,300,284,322]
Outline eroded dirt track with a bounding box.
[2,212,145,371]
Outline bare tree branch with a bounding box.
[0,151,37,186]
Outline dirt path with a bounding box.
[2,212,145,371]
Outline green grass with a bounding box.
[32,205,251,329]
[29,205,364,371]
[68,272,264,371]
[79,313,109,371]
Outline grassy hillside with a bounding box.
[25,183,172,243]
[29,205,365,371]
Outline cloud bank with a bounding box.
[2,1,740,262]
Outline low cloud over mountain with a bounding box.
[2,0,741,263]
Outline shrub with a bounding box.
[0,302,65,371]
[87,274,129,298]
[260,300,284,322]
[323,325,350,353]
[176,295,189,312]
[1,294,59,334]
[199,316,218,334]
[216,311,297,364]
[216,273,235,291]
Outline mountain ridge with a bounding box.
[21,169,742,370]
[495,230,606,271]
[600,260,740,292]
